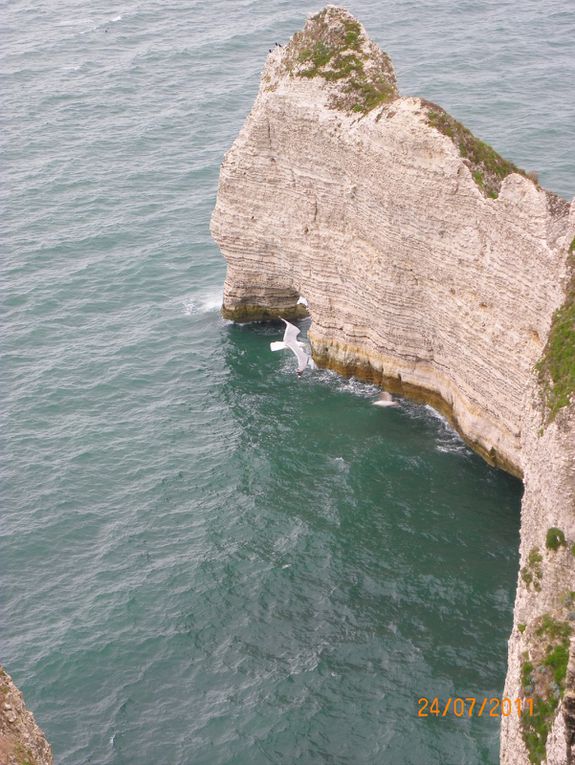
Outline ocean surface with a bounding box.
[1,0,573,763]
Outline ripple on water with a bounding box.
[2,0,570,763]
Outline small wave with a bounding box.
[58,18,93,28]
[400,401,470,455]
[338,380,382,400]
[182,289,223,315]
[436,443,468,455]
[79,13,124,35]
[285,647,323,676]
[182,297,196,316]
[329,456,350,473]
[424,404,449,425]
[434,421,468,456]
[314,370,380,399]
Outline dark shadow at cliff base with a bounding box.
[221,303,309,323]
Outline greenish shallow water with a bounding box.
[1,0,573,763]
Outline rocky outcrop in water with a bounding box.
[211,6,575,763]
[0,666,52,765]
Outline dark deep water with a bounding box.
[2,0,573,762]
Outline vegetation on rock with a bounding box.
[520,610,572,764]
[536,244,575,424]
[545,527,567,551]
[0,665,53,765]
[286,8,398,114]
[423,102,536,198]
[521,547,543,592]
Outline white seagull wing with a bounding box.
[290,343,309,373]
[280,318,309,373]
[281,319,301,345]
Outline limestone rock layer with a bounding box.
[211,7,575,763]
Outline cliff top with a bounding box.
[275,6,568,204]
[262,6,575,422]
[281,6,398,114]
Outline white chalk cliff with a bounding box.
[211,7,575,763]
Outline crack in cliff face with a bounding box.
[211,7,575,764]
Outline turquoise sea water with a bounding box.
[1,1,573,763]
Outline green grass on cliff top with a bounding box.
[288,9,534,197]
[288,8,398,114]
[423,102,538,198]
[285,11,575,414]
[536,240,575,425]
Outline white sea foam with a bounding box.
[79,13,124,34]
[200,289,224,312]
[424,404,449,426]
[329,456,349,473]
[182,297,196,316]
[316,370,380,399]
[182,288,223,315]
[436,442,468,455]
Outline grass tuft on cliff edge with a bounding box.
[285,6,398,114]
[422,101,538,198]
[283,8,539,197]
[536,239,575,425]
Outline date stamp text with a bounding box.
[418,697,533,718]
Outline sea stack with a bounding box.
[211,6,575,763]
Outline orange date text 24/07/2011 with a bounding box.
[418,697,534,718]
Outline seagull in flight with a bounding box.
[270,318,310,376]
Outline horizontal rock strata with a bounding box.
[211,6,575,763]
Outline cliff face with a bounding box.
[211,6,575,763]
[0,667,53,765]
[501,395,575,765]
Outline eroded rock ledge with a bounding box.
[211,7,575,763]
[0,666,53,765]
